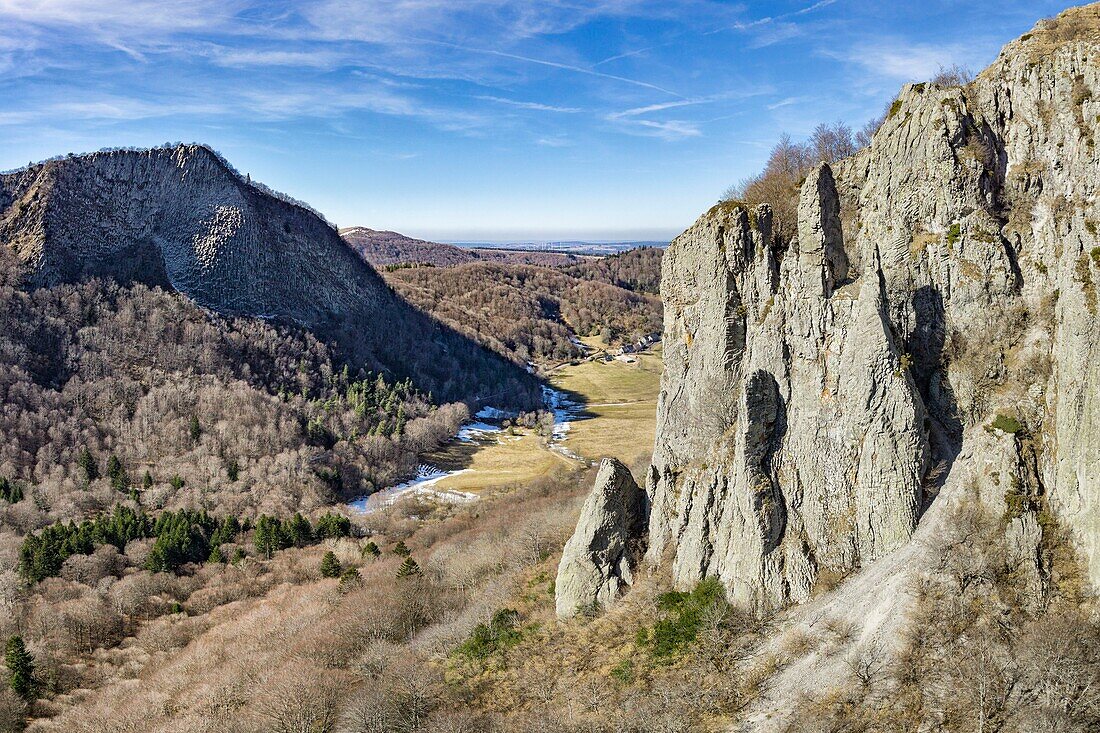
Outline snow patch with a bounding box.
[348,465,477,514]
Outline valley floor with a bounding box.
[404,340,661,498]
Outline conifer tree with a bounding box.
[393,540,411,557]
[396,557,422,578]
[320,551,342,578]
[78,448,98,482]
[107,455,129,492]
[5,636,35,700]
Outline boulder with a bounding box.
[555,459,647,618]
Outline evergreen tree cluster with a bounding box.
[0,477,23,504]
[21,506,354,581]
[309,369,421,442]
[252,512,352,559]
[145,511,237,573]
[19,505,151,582]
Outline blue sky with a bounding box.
[0,0,1076,240]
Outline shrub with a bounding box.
[396,557,422,579]
[638,578,728,659]
[990,413,1025,434]
[320,551,342,578]
[947,222,962,246]
[458,609,523,659]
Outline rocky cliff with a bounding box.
[0,144,539,407]
[643,4,1100,612]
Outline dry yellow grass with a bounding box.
[425,344,661,492]
[432,432,574,493]
[550,345,661,465]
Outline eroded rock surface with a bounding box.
[556,458,648,618]
[0,144,538,406]
[645,4,1100,611]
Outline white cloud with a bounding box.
[0,0,246,32]
[536,135,573,147]
[477,96,581,113]
[622,119,701,140]
[608,99,709,118]
[206,47,348,69]
[834,41,973,82]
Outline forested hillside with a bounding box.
[388,262,662,365]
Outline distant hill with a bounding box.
[563,247,663,295]
[337,228,665,365]
[340,226,585,269]
[340,227,478,267]
[0,144,540,409]
[388,262,661,365]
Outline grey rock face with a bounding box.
[0,144,538,407]
[646,166,929,612]
[555,459,648,618]
[646,6,1100,609]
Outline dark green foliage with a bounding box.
[106,454,129,492]
[393,540,411,557]
[338,567,361,591]
[189,416,202,443]
[320,551,342,578]
[142,471,153,489]
[458,609,523,659]
[231,547,246,564]
[396,557,421,578]
[144,509,220,572]
[225,458,240,482]
[19,506,246,581]
[314,512,351,540]
[78,447,98,482]
[0,477,23,504]
[887,98,904,119]
[210,516,240,548]
[286,513,313,548]
[5,636,35,701]
[207,545,225,564]
[637,578,727,659]
[169,474,185,491]
[362,541,381,559]
[309,372,425,444]
[19,504,151,581]
[253,515,291,559]
[252,512,351,559]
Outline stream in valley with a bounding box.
[347,387,584,514]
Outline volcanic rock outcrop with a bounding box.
[555,458,648,618]
[0,144,539,407]
[637,4,1100,612]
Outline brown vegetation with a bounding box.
[388,262,662,365]
[721,122,859,238]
